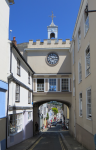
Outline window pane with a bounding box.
[49,79,56,91]
[62,79,69,91]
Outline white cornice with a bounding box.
[24,47,70,51]
[34,73,71,76]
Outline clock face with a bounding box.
[47,52,59,66]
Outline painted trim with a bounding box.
[24,47,70,51]
[10,74,32,92]
[34,73,72,76]
[9,106,33,111]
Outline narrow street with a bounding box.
[29,124,66,150]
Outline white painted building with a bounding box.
[7,41,34,148]
[0,1,14,150]
[0,0,14,83]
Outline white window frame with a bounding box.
[85,45,90,77]
[28,91,31,104]
[9,113,22,135]
[15,84,20,102]
[79,93,82,117]
[61,78,69,92]
[78,61,82,83]
[28,112,31,120]
[78,27,81,50]
[28,71,30,84]
[17,58,20,76]
[84,5,89,37]
[37,78,44,92]
[49,78,57,92]
[86,87,92,120]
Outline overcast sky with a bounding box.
[9,0,81,43]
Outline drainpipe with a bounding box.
[32,74,34,136]
[6,74,13,148]
[6,44,13,148]
[73,37,77,138]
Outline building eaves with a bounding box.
[12,43,34,74]
[72,0,84,38]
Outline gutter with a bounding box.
[12,43,34,74]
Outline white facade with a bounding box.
[7,44,33,148]
[0,0,10,82]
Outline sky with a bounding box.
[9,0,81,44]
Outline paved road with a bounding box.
[29,124,66,150]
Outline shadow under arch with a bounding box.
[33,99,71,107]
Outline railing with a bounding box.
[37,84,44,92]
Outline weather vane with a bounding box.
[49,11,56,22]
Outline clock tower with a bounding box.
[47,12,58,40]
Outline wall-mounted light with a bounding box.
[85,5,96,15]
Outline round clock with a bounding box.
[46,52,59,66]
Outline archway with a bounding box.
[33,99,71,135]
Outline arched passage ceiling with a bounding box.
[33,92,72,107]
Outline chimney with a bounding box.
[12,37,17,46]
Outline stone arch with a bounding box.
[33,99,71,107]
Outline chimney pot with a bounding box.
[12,37,17,47]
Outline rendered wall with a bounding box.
[70,0,96,149]
[27,50,71,74]
[7,111,33,148]
[0,0,10,82]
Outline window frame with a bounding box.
[28,112,31,120]
[15,84,20,102]
[37,78,44,92]
[17,58,20,76]
[84,5,89,37]
[28,71,30,84]
[28,91,31,104]
[79,93,82,117]
[61,78,69,92]
[8,113,22,135]
[85,45,90,77]
[86,87,92,120]
[49,78,56,92]
[78,61,82,83]
[78,27,81,50]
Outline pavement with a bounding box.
[6,132,43,150]
[60,131,88,150]
[6,124,88,150]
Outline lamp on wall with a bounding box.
[85,5,96,14]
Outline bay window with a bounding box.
[9,114,22,135]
